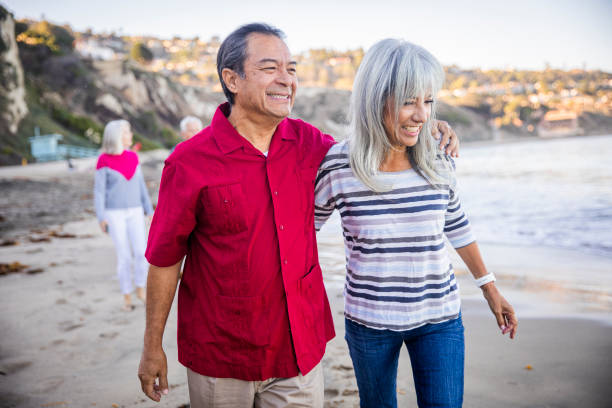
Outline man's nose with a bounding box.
[276,68,293,86]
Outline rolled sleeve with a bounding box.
[443,185,475,249]
[145,160,199,267]
[314,164,336,232]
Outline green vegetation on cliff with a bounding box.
[130,42,153,64]
[16,20,74,55]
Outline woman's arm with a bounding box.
[137,166,154,216]
[93,168,108,233]
[455,242,518,339]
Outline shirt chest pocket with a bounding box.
[200,182,249,234]
[297,167,316,215]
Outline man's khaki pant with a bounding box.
[186,363,324,408]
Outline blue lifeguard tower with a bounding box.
[29,128,99,162]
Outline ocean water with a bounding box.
[316,134,612,316]
[456,134,612,258]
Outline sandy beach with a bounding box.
[1,153,611,408]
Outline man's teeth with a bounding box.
[268,94,290,99]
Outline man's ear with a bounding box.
[222,68,239,94]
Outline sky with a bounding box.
[4,0,612,71]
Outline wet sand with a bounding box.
[1,155,611,407]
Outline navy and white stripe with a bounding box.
[315,141,474,331]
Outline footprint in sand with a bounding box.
[34,376,64,393]
[58,321,84,332]
[342,389,359,396]
[332,364,354,372]
[99,332,119,339]
[80,307,93,315]
[324,399,349,408]
[55,298,67,305]
[324,389,339,399]
[0,360,32,375]
[111,317,130,326]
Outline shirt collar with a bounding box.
[212,103,296,155]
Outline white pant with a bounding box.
[105,207,148,294]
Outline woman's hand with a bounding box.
[481,283,518,339]
[99,220,108,233]
[431,120,459,157]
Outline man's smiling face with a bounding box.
[232,33,298,120]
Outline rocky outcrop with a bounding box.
[0,6,28,135]
[89,59,223,128]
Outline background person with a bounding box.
[179,116,203,141]
[94,119,154,311]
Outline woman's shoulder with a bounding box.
[320,140,350,170]
[124,149,139,160]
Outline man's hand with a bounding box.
[99,220,108,233]
[138,346,169,402]
[482,283,518,339]
[431,120,459,157]
[138,262,181,401]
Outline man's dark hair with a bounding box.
[216,23,286,105]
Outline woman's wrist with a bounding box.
[475,272,496,287]
[481,281,499,296]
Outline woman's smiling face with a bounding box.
[384,96,433,148]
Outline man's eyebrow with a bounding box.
[256,58,298,66]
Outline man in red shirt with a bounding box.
[138,23,459,407]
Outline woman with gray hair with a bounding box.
[315,39,517,407]
[94,120,154,311]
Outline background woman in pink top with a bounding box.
[94,120,154,311]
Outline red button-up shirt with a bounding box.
[145,103,336,381]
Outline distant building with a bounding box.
[75,37,124,60]
[537,110,584,138]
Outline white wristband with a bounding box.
[475,273,496,287]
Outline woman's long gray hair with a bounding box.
[348,38,447,192]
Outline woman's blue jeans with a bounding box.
[345,315,465,408]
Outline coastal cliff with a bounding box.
[0,7,28,141]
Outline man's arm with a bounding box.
[138,260,182,402]
[432,120,460,157]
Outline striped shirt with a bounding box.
[314,141,475,331]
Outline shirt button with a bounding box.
[274,191,278,195]
[224,199,229,203]
[280,224,284,230]
[283,259,288,265]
